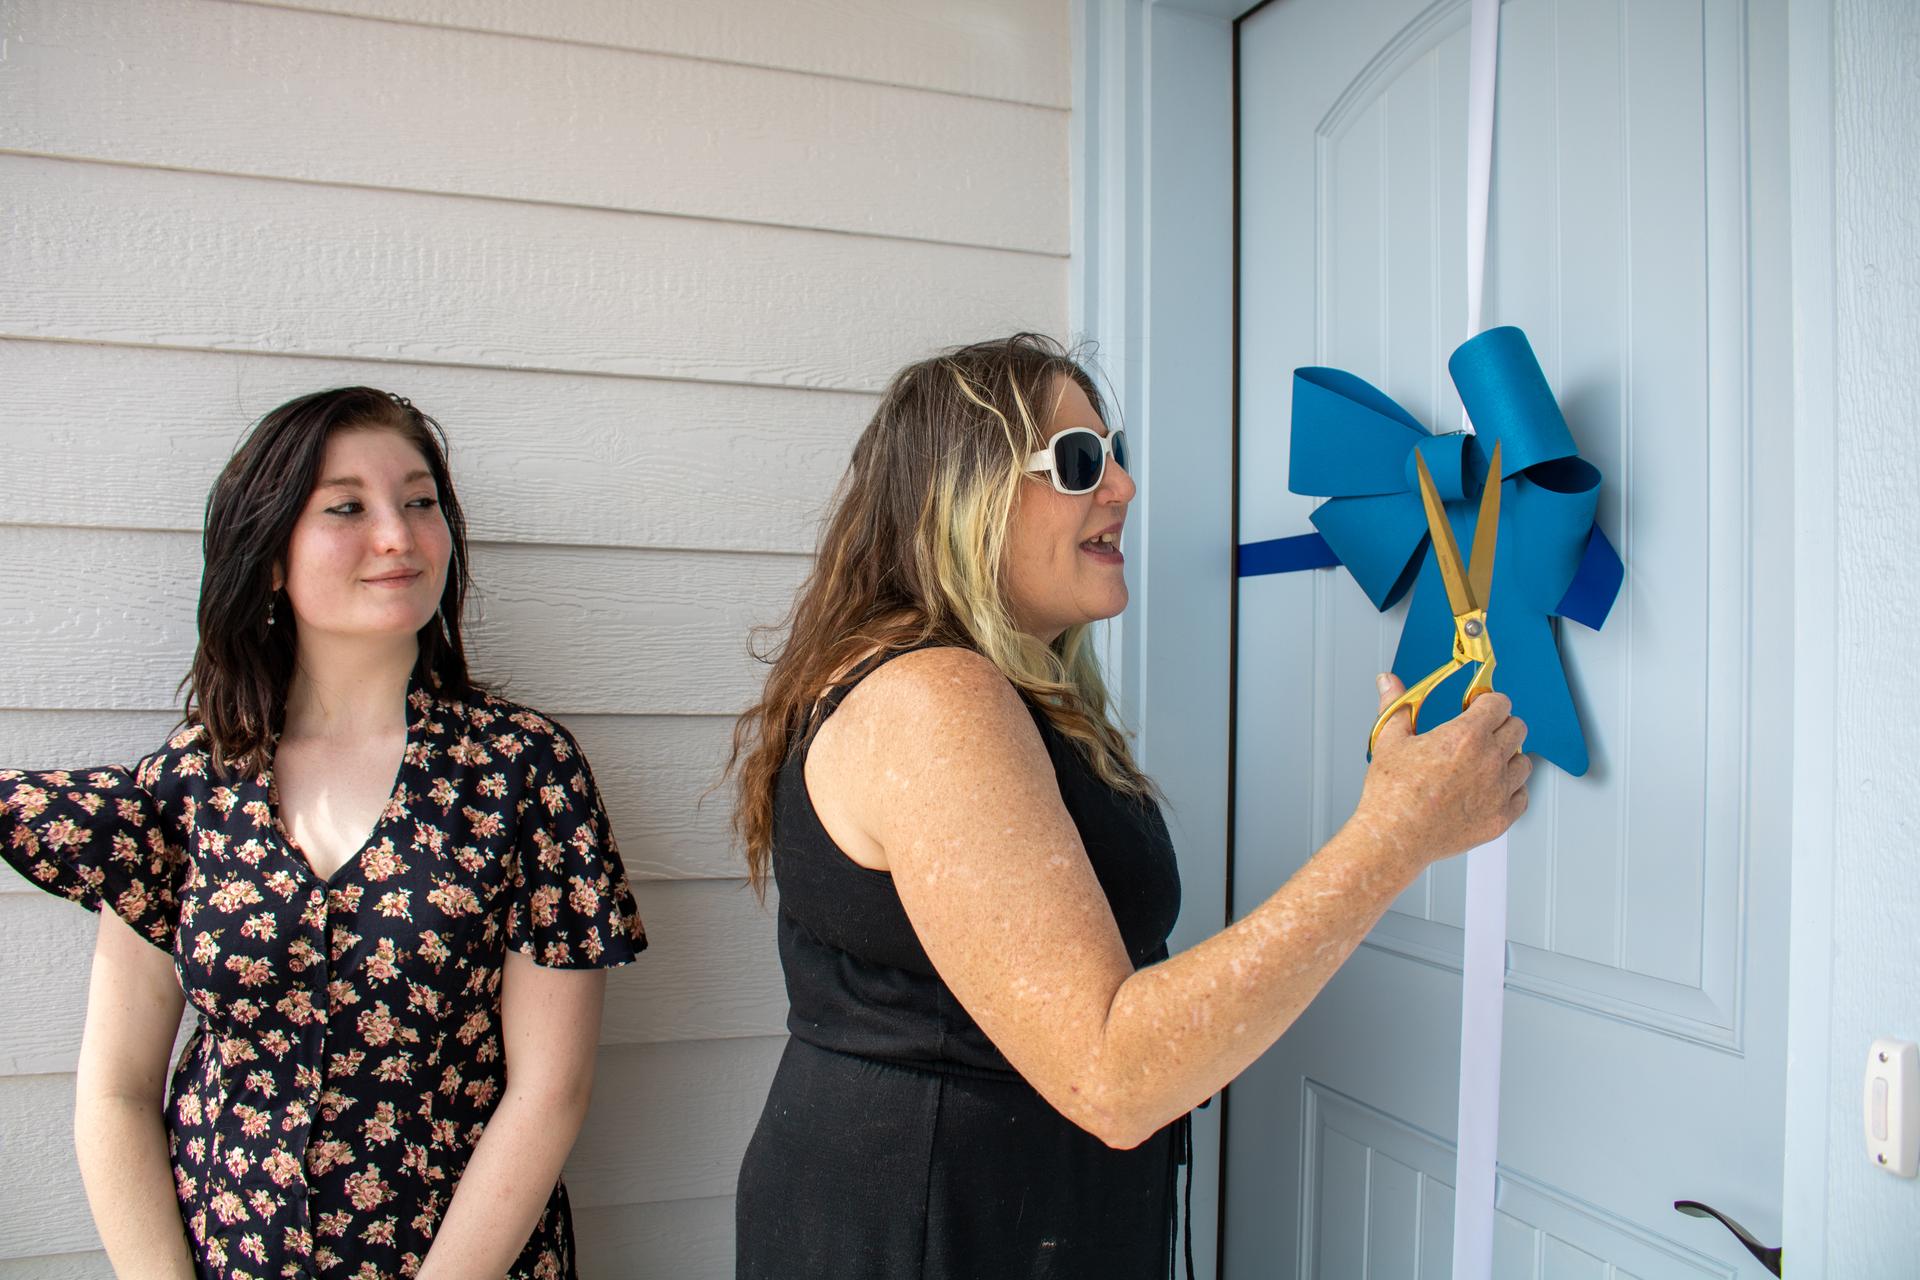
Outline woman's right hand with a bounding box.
[1353,672,1531,869]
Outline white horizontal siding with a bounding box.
[1,0,1067,252]
[1,340,870,554]
[0,157,1063,392]
[0,0,1070,1274]
[573,1197,737,1277]
[565,1036,787,1208]
[0,1255,112,1280]
[246,0,1072,107]
[0,1075,132,1258]
[0,527,809,715]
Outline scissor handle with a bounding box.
[1463,655,1497,708]
[1368,660,1465,758]
[1367,657,1500,758]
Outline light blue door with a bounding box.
[1228,0,1793,1275]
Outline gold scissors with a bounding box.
[1369,440,1505,755]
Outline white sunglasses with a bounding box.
[1025,427,1130,495]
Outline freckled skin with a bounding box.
[804,382,1532,1150]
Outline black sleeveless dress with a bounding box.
[734,650,1189,1280]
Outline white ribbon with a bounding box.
[1451,1,1506,1277]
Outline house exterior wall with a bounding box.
[1822,0,1920,1270]
[0,2,1070,1274]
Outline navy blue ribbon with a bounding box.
[1237,533,1339,577]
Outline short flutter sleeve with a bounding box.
[0,751,186,952]
[506,723,647,969]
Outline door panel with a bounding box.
[1302,1083,1739,1279]
[1229,0,1790,1273]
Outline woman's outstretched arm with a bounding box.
[810,647,1528,1149]
[74,908,194,1279]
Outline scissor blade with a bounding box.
[1414,451,1474,619]
[1466,440,1503,610]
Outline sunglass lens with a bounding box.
[1110,430,1127,474]
[1055,431,1104,493]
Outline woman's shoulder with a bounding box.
[133,722,219,794]
[855,643,1006,695]
[833,643,1011,709]
[429,687,587,770]
[829,645,1036,748]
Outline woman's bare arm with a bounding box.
[810,647,1528,1149]
[414,953,606,1280]
[74,909,194,1279]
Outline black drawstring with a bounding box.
[1168,1110,1196,1280]
[1181,1111,1196,1280]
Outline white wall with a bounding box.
[0,1,1070,1274]
[1819,0,1920,1269]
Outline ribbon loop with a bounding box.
[1450,325,1580,473]
[1504,458,1602,613]
[1290,366,1431,497]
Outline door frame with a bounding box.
[1071,0,1841,1270]
[1073,1,1243,1274]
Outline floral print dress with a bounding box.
[0,681,647,1280]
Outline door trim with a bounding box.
[1074,2,1248,1274]
[1783,0,1839,1267]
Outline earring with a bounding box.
[266,596,277,627]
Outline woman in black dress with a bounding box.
[1,388,645,1279]
[730,335,1530,1278]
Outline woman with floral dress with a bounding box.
[0,387,646,1280]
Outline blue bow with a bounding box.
[1254,326,1623,775]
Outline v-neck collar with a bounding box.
[262,675,429,889]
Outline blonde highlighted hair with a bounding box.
[728,333,1152,892]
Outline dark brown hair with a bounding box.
[183,387,480,776]
[727,334,1151,893]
